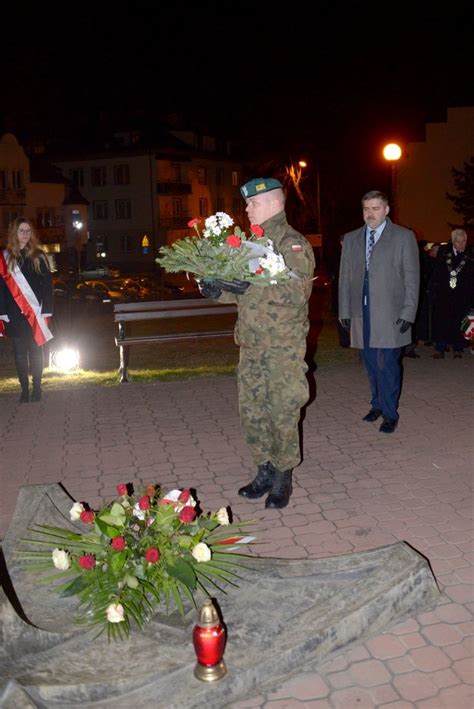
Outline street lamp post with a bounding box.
[382,143,402,220]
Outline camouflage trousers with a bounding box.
[237,342,309,472]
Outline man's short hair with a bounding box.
[451,228,467,241]
[362,190,389,206]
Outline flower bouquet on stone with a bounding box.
[156,211,295,286]
[18,484,256,640]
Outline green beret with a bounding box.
[240,177,283,199]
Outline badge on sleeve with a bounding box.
[291,244,303,252]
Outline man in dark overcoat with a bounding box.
[338,190,420,433]
[429,229,474,358]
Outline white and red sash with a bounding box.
[0,250,53,346]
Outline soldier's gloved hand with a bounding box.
[339,319,351,331]
[214,278,250,295]
[198,279,222,299]
[396,318,412,333]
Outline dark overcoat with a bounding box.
[429,244,474,346]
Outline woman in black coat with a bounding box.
[0,217,53,401]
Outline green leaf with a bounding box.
[59,574,90,597]
[166,558,196,590]
[110,552,126,573]
[95,517,121,539]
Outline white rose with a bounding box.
[191,542,211,563]
[69,502,85,521]
[106,603,125,623]
[52,548,70,570]
[216,507,229,526]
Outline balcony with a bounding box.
[156,181,192,195]
[157,216,191,229]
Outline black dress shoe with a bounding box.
[379,419,398,433]
[453,352,463,359]
[362,408,382,422]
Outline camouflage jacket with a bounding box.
[219,210,315,347]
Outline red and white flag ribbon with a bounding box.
[0,250,53,346]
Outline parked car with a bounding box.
[76,280,129,303]
[52,277,73,298]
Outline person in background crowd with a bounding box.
[199,177,315,509]
[338,190,419,433]
[0,217,53,402]
[429,228,474,359]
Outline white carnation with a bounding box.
[106,603,125,623]
[52,548,70,570]
[69,502,85,521]
[191,542,212,562]
[216,507,230,526]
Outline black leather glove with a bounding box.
[199,280,222,299]
[214,278,250,295]
[339,319,351,331]
[396,318,413,333]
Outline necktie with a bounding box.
[367,230,376,269]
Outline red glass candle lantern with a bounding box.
[193,598,227,681]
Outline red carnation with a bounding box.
[111,536,126,551]
[179,506,197,524]
[144,547,160,563]
[255,267,264,274]
[79,554,96,570]
[178,489,191,503]
[116,483,128,496]
[226,234,241,248]
[80,510,95,524]
[187,218,200,228]
[250,224,264,238]
[139,495,151,510]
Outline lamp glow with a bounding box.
[50,348,80,373]
[383,143,402,161]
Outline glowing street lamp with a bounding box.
[383,142,402,218]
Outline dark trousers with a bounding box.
[12,330,44,389]
[361,276,401,422]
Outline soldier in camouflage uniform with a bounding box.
[200,178,315,508]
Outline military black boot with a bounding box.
[265,469,293,509]
[238,463,275,499]
[31,379,42,402]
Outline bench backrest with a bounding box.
[113,298,236,323]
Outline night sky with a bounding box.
[2,1,474,232]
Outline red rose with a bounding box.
[80,510,95,524]
[187,218,200,228]
[139,495,151,510]
[116,483,128,496]
[111,536,126,551]
[145,484,156,498]
[255,267,264,274]
[179,506,197,523]
[79,554,96,570]
[226,234,241,248]
[178,489,191,503]
[144,547,160,563]
[250,224,264,238]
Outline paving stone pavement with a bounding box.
[0,347,473,708]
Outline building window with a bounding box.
[37,209,54,227]
[11,171,23,190]
[70,168,84,187]
[231,170,239,187]
[199,198,208,217]
[91,166,107,186]
[171,163,181,182]
[114,164,130,185]
[233,198,242,217]
[93,200,108,220]
[0,171,7,190]
[216,167,225,185]
[116,199,131,219]
[216,197,225,212]
[173,198,183,217]
[197,167,207,185]
[120,235,134,253]
[3,210,19,228]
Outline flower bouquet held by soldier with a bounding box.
[0,217,53,403]
[156,210,298,289]
[201,177,315,510]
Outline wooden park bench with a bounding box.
[114,298,237,382]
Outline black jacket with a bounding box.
[0,251,53,337]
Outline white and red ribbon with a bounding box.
[0,250,53,346]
